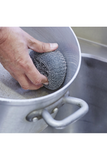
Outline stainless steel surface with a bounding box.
[72,27,107,46]
[0,27,84,133]
[0,27,81,106]
[42,27,107,133]
[43,53,107,133]
[25,91,88,130]
[72,27,107,59]
[42,96,88,129]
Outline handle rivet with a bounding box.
[53,108,58,113]
[33,117,38,122]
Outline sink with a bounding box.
[43,53,107,133]
[42,27,107,133]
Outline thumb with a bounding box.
[27,34,58,53]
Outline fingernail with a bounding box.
[43,82,49,85]
[50,43,58,49]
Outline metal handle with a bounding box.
[42,97,89,129]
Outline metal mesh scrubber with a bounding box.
[30,50,67,90]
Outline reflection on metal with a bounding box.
[72,27,107,59]
[43,53,107,133]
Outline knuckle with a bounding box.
[33,77,42,85]
[19,59,31,72]
[34,80,42,85]
[42,43,46,52]
[24,62,31,71]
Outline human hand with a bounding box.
[0,27,58,90]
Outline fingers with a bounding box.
[10,56,48,90]
[26,33,58,53]
[11,72,43,90]
[25,58,48,85]
[0,27,58,91]
[32,42,58,53]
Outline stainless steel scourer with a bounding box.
[30,50,67,90]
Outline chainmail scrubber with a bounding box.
[30,50,67,90]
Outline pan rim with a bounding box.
[0,27,81,105]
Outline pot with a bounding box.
[43,53,107,133]
[0,27,88,133]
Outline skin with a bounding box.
[0,27,58,90]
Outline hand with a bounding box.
[0,27,58,90]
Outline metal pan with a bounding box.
[0,27,88,132]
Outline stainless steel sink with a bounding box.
[42,27,107,133]
[43,53,107,133]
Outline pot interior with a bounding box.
[0,27,80,99]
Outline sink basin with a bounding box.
[43,53,107,133]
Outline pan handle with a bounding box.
[42,97,89,129]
